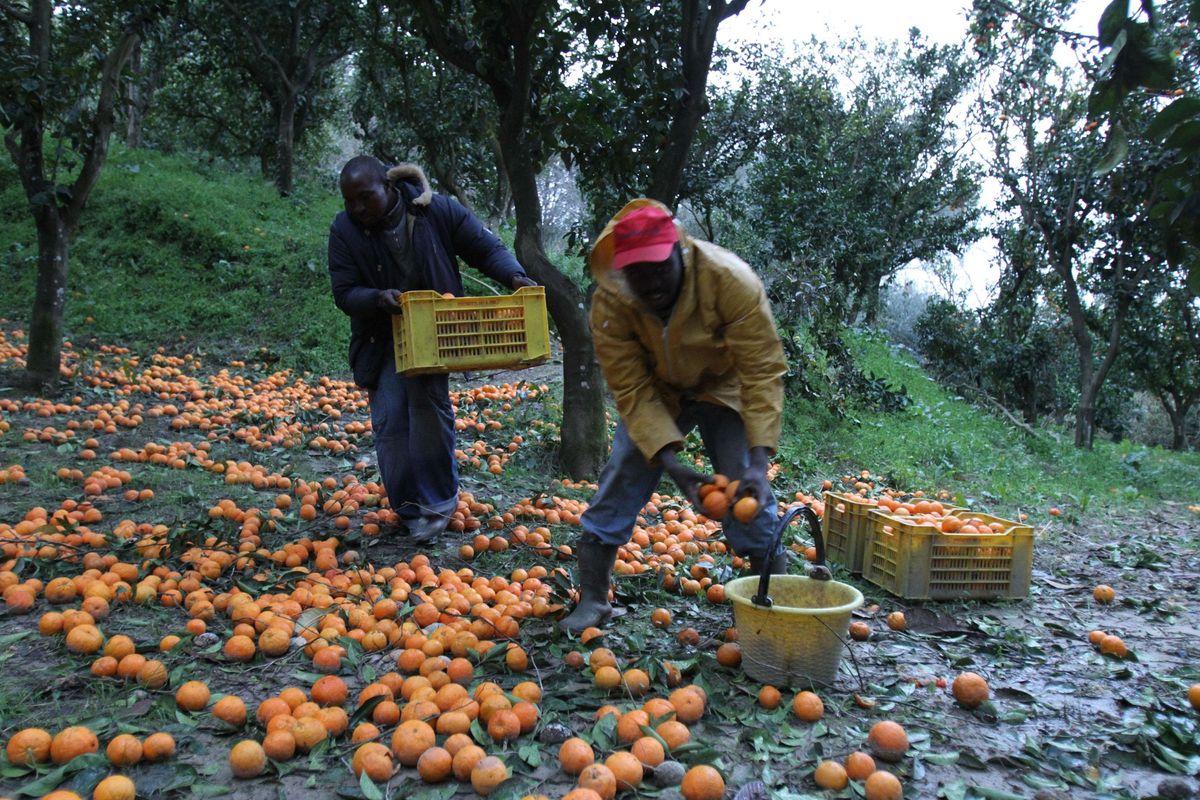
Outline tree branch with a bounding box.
[989,0,1098,43]
[218,0,295,93]
[66,28,141,227]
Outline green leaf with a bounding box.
[517,741,541,767]
[1099,0,1130,46]
[359,771,383,800]
[1094,123,1129,175]
[922,751,960,765]
[349,695,385,728]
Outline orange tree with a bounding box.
[0,0,164,388]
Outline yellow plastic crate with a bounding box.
[863,508,1034,600]
[822,492,879,574]
[391,287,551,376]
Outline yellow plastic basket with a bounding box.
[391,287,551,376]
[822,491,878,574]
[725,574,864,687]
[863,509,1034,600]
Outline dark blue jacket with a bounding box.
[328,164,527,389]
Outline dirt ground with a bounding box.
[0,329,1198,800]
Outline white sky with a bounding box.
[718,0,1111,307]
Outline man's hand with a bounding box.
[511,275,537,290]
[377,289,403,313]
[657,444,709,507]
[736,446,773,507]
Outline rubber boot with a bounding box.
[558,536,620,633]
[407,515,445,545]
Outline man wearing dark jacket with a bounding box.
[329,156,534,543]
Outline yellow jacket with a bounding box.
[589,199,788,461]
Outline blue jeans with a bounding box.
[581,402,780,559]
[368,351,459,525]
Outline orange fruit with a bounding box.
[588,648,617,670]
[262,730,296,761]
[50,726,99,764]
[212,695,247,728]
[814,760,848,789]
[65,623,104,654]
[1093,585,1115,604]
[616,710,650,744]
[792,690,824,722]
[668,686,706,724]
[116,653,147,680]
[291,717,327,752]
[622,668,650,696]
[505,644,529,672]
[559,737,595,775]
[656,720,690,750]
[257,697,291,726]
[1099,634,1128,658]
[175,680,211,711]
[487,709,521,743]
[844,750,876,780]
[229,739,266,778]
[105,733,143,766]
[732,496,759,523]
[103,635,136,659]
[701,490,729,519]
[864,769,903,800]
[578,763,618,800]
[6,728,52,765]
[1087,629,1107,646]
[142,731,175,761]
[849,621,871,641]
[757,685,782,709]
[631,735,665,767]
[1189,684,1200,711]
[391,719,435,766]
[452,744,487,781]
[351,742,390,776]
[92,775,136,800]
[715,642,742,668]
[951,672,989,709]
[417,745,453,783]
[593,665,621,691]
[651,608,672,628]
[867,721,908,762]
[360,747,393,782]
[680,764,725,800]
[605,751,644,789]
[885,612,907,631]
[470,755,509,796]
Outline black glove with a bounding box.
[377,289,403,313]
[511,275,537,290]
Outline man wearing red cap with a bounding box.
[559,199,789,632]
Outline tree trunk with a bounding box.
[125,41,144,148]
[275,93,297,195]
[1163,396,1191,451]
[500,131,607,479]
[646,0,749,206]
[26,211,70,387]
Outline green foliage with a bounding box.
[725,33,981,327]
[778,332,1200,512]
[350,12,505,219]
[0,145,349,374]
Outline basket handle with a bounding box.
[751,504,828,607]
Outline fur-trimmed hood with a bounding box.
[386,163,433,207]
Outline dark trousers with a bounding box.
[368,351,459,524]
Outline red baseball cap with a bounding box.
[611,206,679,269]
